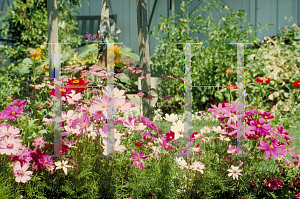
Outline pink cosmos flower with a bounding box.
[8,99,29,108]
[139,76,146,80]
[0,124,21,138]
[45,101,53,108]
[59,137,77,148]
[2,106,25,120]
[129,149,148,169]
[137,92,144,97]
[114,97,132,113]
[89,96,108,120]
[123,119,147,132]
[115,73,123,77]
[32,136,48,146]
[0,136,23,155]
[13,161,33,183]
[36,105,43,109]
[141,132,156,142]
[67,90,82,105]
[43,118,54,126]
[257,139,286,159]
[102,138,126,156]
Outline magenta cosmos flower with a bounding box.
[13,161,33,183]
[129,149,148,169]
[250,118,272,137]
[141,132,156,142]
[257,139,286,160]
[2,106,25,120]
[8,99,29,108]
[164,131,175,142]
[159,140,177,150]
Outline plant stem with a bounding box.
[33,61,37,120]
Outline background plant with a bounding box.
[150,0,265,116]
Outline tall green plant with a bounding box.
[150,0,267,115]
[0,0,83,67]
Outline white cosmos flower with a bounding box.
[171,120,184,140]
[191,161,205,174]
[175,157,187,169]
[227,165,243,180]
[200,126,211,134]
[55,160,72,175]
[163,113,178,123]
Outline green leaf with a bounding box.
[38,130,47,135]
[120,47,140,62]
[62,49,75,63]
[118,73,130,83]
[77,45,97,59]
[19,58,33,73]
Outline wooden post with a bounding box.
[136,0,152,120]
[47,0,58,81]
[98,0,110,70]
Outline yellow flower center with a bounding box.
[82,123,86,126]
[61,163,64,166]
[166,146,168,148]
[137,158,140,161]
[287,148,289,151]
[45,160,48,163]
[88,131,91,134]
[7,132,10,135]
[68,142,71,145]
[147,136,151,140]
[12,112,15,115]
[19,171,23,175]
[231,113,234,117]
[234,171,237,174]
[73,80,79,84]
[169,136,173,139]
[229,104,232,107]
[134,126,137,129]
[19,153,22,156]
[39,140,42,142]
[97,111,102,114]
[265,116,268,118]
[118,105,121,108]
[257,124,261,127]
[61,89,66,93]
[102,105,105,108]
[8,144,12,148]
[270,145,273,149]
[219,111,223,114]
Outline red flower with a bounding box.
[66,77,88,93]
[135,142,144,147]
[226,69,234,75]
[256,77,270,84]
[244,68,246,72]
[292,80,300,88]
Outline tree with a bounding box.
[136,0,152,120]
[47,0,58,81]
[0,0,82,69]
